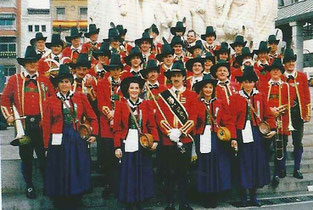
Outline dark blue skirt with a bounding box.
[196,132,232,193]
[118,145,154,203]
[45,124,91,197]
[237,126,270,189]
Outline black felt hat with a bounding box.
[30,32,47,46]
[156,38,174,61]
[201,26,216,40]
[75,53,91,68]
[124,46,144,66]
[140,59,160,78]
[204,52,216,64]
[253,41,271,55]
[236,47,254,66]
[210,60,230,78]
[65,27,83,43]
[120,76,145,98]
[268,34,280,44]
[116,24,127,36]
[84,24,100,38]
[230,35,247,49]
[46,34,65,49]
[93,41,111,59]
[103,28,120,42]
[17,46,41,66]
[135,32,153,46]
[187,40,203,53]
[185,56,205,72]
[170,35,184,48]
[164,60,186,78]
[283,48,297,63]
[214,42,230,55]
[170,21,186,35]
[265,58,285,73]
[194,79,218,94]
[104,54,124,71]
[236,66,258,82]
[55,64,74,84]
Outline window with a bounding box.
[56,8,65,20]
[41,25,46,32]
[0,37,17,58]
[3,65,16,77]
[0,15,15,30]
[303,22,313,41]
[80,8,87,20]
[35,25,39,32]
[28,25,33,32]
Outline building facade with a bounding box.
[51,0,87,40]
[20,0,51,57]
[276,0,313,72]
[0,0,21,86]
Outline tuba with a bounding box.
[10,105,31,146]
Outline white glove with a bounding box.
[169,128,182,142]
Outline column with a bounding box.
[289,21,304,71]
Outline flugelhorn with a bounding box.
[287,84,295,131]
[10,105,31,146]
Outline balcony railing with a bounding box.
[0,25,16,31]
[0,51,16,58]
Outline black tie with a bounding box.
[54,56,59,63]
[175,90,179,97]
[287,75,294,82]
[25,75,37,86]
[148,84,158,90]
[73,49,79,54]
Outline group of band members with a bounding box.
[0,21,311,210]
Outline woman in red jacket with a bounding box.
[113,76,159,209]
[233,67,276,207]
[194,79,237,208]
[42,64,98,209]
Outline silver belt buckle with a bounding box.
[30,117,35,122]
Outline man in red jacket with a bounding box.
[63,27,83,64]
[156,61,197,210]
[1,46,54,199]
[281,48,311,179]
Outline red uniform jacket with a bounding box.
[203,43,220,56]
[152,42,162,55]
[215,80,240,105]
[232,90,275,130]
[1,73,54,119]
[156,88,198,146]
[282,71,311,120]
[42,92,98,148]
[38,53,71,76]
[195,98,236,139]
[158,64,172,88]
[62,46,82,64]
[97,76,123,138]
[259,80,295,135]
[254,62,271,87]
[113,98,159,148]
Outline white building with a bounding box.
[20,0,51,56]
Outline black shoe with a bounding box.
[164,203,175,210]
[272,176,280,187]
[239,199,247,207]
[179,203,193,210]
[293,170,303,179]
[250,199,262,207]
[279,169,286,178]
[26,187,36,199]
[102,189,110,200]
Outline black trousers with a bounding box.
[162,143,192,204]
[97,137,118,193]
[19,115,45,187]
[290,103,304,170]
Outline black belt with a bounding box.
[25,115,41,124]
